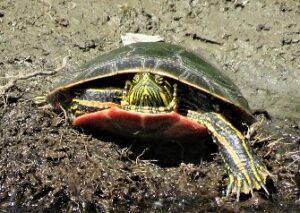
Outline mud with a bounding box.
[0,0,299,212]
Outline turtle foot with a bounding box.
[225,164,271,201]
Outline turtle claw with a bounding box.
[34,96,47,104]
[225,164,270,201]
[225,175,234,197]
[261,183,270,196]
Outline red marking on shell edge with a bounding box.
[73,107,208,141]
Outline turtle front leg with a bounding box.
[187,110,271,201]
[70,88,123,117]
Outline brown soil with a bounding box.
[0,0,299,212]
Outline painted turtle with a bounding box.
[45,42,270,200]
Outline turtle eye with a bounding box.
[132,74,140,84]
[154,75,164,84]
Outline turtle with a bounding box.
[42,42,271,201]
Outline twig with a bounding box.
[286,154,300,169]
[245,117,265,140]
[135,148,149,164]
[0,56,69,95]
[185,33,223,45]
[264,138,284,157]
[54,55,70,72]
[253,134,276,144]
[284,150,300,157]
[0,70,56,95]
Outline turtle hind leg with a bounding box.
[187,110,271,201]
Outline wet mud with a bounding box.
[0,0,299,212]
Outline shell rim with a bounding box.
[47,67,254,120]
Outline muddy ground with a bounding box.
[0,0,299,212]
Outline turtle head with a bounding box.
[122,73,176,110]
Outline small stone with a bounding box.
[56,18,69,27]
[256,24,270,32]
[282,38,292,45]
[85,40,96,49]
[75,40,97,51]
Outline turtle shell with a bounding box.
[47,42,254,124]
